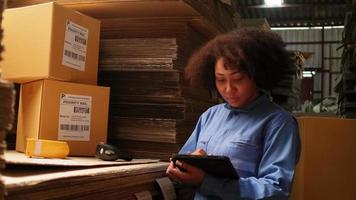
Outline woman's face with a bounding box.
[215,58,259,108]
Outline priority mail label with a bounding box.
[62,20,88,71]
[58,93,91,141]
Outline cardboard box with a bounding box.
[2,2,100,84]
[290,117,356,200]
[16,79,110,156]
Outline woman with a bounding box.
[166,28,301,200]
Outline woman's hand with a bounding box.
[166,159,205,186]
[166,148,207,186]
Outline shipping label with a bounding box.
[58,93,91,141]
[62,20,88,71]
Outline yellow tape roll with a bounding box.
[25,138,70,159]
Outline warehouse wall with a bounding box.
[273,27,343,100]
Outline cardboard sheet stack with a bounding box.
[1,2,110,156]
[3,159,168,200]
[98,37,214,160]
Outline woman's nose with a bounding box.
[225,81,234,94]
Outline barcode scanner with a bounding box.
[95,143,133,161]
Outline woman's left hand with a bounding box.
[166,159,205,186]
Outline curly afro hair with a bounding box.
[184,27,291,91]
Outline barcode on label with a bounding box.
[60,124,89,131]
[64,50,85,61]
[75,35,87,45]
[74,107,90,114]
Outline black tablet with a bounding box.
[171,154,239,179]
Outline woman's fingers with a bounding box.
[191,148,207,156]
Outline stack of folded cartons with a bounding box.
[98,38,212,146]
[98,36,215,160]
[2,2,110,156]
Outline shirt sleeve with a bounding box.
[197,116,300,200]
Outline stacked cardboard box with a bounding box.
[2,2,110,156]
[291,117,356,200]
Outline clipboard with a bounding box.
[171,154,239,179]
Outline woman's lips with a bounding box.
[226,97,240,102]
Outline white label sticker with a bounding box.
[58,93,91,141]
[62,20,88,71]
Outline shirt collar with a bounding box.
[224,92,270,113]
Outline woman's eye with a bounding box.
[232,75,244,82]
[233,77,243,82]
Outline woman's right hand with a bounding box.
[166,148,207,186]
[166,159,206,186]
